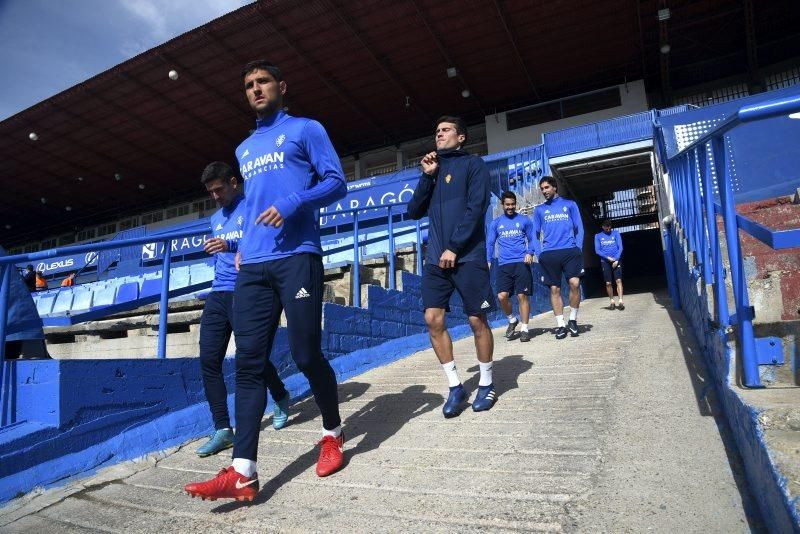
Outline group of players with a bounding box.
[184,59,625,502]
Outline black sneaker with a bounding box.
[504,320,518,338]
[607,302,616,310]
[618,303,625,310]
[568,320,579,337]
[555,326,567,339]
[519,330,531,342]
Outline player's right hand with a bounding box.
[204,238,228,255]
[421,151,438,176]
[235,252,241,271]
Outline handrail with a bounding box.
[661,92,800,387]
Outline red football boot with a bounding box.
[316,433,345,477]
[184,466,259,501]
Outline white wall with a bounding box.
[485,80,650,153]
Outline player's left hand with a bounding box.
[439,249,457,269]
[235,252,241,271]
[256,206,284,227]
[203,237,228,255]
[612,260,619,269]
[523,253,533,265]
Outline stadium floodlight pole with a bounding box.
[157,240,172,359]
[353,212,360,307]
[388,204,396,290]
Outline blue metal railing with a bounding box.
[544,110,654,158]
[658,92,800,387]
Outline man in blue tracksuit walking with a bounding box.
[186,60,347,501]
[487,191,536,342]
[407,116,496,419]
[531,176,585,340]
[193,161,290,459]
[595,219,624,310]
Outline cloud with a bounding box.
[118,0,251,43]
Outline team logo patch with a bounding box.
[276,134,286,147]
[445,174,452,184]
[215,223,223,231]
[241,149,250,158]
[236,215,243,227]
[515,222,520,228]
[563,207,568,212]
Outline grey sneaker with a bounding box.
[555,326,567,339]
[519,330,531,342]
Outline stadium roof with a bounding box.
[2,0,798,245]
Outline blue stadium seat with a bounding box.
[92,285,116,308]
[190,263,214,284]
[140,278,161,299]
[71,288,93,312]
[36,294,56,316]
[114,281,139,305]
[169,266,191,290]
[51,289,74,315]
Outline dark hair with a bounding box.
[201,161,235,185]
[601,219,612,227]
[242,60,283,82]
[26,264,33,270]
[435,115,468,145]
[501,191,517,202]
[539,175,557,190]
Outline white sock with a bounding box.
[556,315,565,328]
[478,361,493,387]
[521,323,529,332]
[442,360,461,388]
[231,458,257,478]
[569,308,578,321]
[322,425,342,438]
[507,314,517,323]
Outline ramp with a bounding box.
[0,292,759,532]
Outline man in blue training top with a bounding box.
[407,116,497,419]
[487,191,535,342]
[193,161,291,460]
[595,219,624,310]
[531,176,585,340]
[185,60,347,501]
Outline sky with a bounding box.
[0,0,252,121]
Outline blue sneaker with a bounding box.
[442,384,468,418]
[196,428,234,457]
[472,384,497,412]
[272,395,290,430]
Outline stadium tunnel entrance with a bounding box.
[548,143,667,298]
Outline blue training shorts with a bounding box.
[537,247,584,287]
[422,261,497,316]
[496,262,533,296]
[601,259,623,283]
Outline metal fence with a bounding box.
[657,92,800,387]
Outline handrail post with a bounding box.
[415,220,423,275]
[712,137,760,387]
[353,212,360,307]
[689,149,710,281]
[157,240,171,359]
[700,144,729,326]
[387,205,396,290]
[0,265,10,427]
[0,265,9,361]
